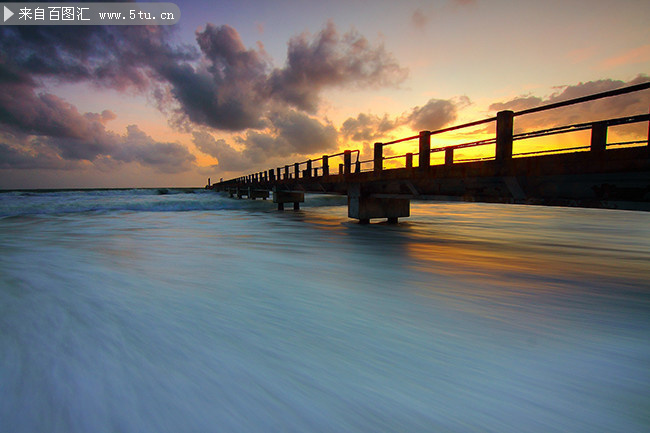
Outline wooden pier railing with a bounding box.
[210,81,650,222]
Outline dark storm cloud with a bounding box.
[267,21,408,112]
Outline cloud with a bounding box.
[0,25,197,91]
[156,24,270,131]
[488,75,650,128]
[154,21,408,132]
[0,141,74,170]
[341,113,400,142]
[268,109,338,155]
[194,110,338,172]
[192,130,250,171]
[112,125,196,173]
[341,96,469,145]
[266,21,408,112]
[240,110,338,164]
[407,98,460,131]
[0,81,195,172]
[1,20,408,175]
[0,24,199,173]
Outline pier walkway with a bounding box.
[209,83,650,223]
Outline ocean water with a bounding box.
[1,188,649,432]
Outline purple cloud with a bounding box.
[267,21,408,112]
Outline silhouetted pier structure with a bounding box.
[209,83,650,223]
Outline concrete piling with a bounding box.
[419,131,431,169]
[496,110,514,162]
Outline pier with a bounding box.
[209,82,650,222]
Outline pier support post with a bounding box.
[445,148,454,165]
[249,188,269,200]
[306,160,312,178]
[276,167,281,181]
[273,189,305,211]
[347,184,410,223]
[496,110,514,162]
[374,143,383,172]
[322,155,329,176]
[406,153,413,169]
[344,150,352,176]
[590,121,608,152]
[285,165,290,180]
[419,131,431,170]
[294,162,300,179]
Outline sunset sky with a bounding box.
[1,0,649,188]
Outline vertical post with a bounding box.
[339,164,344,175]
[306,160,312,178]
[269,169,275,182]
[276,167,281,181]
[294,162,300,179]
[418,131,431,169]
[344,150,351,175]
[590,121,607,152]
[322,155,329,176]
[495,110,514,162]
[285,165,289,180]
[405,153,413,169]
[374,143,383,172]
[445,148,454,165]
[208,178,211,186]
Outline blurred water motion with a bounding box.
[1,190,649,432]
